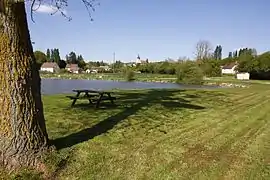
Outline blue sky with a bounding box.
[26,0,270,63]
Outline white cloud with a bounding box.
[33,4,67,15]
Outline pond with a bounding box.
[41,79,219,95]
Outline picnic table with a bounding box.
[66,89,116,108]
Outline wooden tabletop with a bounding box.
[72,89,111,94]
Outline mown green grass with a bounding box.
[207,76,270,85]
[4,84,270,179]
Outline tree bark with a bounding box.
[0,1,49,170]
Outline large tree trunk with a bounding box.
[0,1,49,170]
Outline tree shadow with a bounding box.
[53,89,205,149]
[68,102,119,110]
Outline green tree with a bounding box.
[49,48,60,63]
[233,50,238,57]
[200,59,221,77]
[228,52,232,58]
[58,60,67,69]
[214,46,218,60]
[67,51,77,64]
[34,50,48,69]
[52,48,61,64]
[236,50,256,72]
[214,45,222,60]
[145,63,155,73]
[195,40,212,61]
[238,48,253,57]
[50,49,54,62]
[65,54,69,62]
[218,45,222,60]
[251,48,257,56]
[235,51,270,79]
[0,1,49,170]
[0,0,98,171]
[257,52,270,71]
[46,48,51,60]
[176,61,204,85]
[77,55,86,69]
[112,60,124,70]
[123,67,135,81]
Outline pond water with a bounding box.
[41,79,219,95]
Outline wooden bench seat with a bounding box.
[66,95,98,100]
[92,96,116,101]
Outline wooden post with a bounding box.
[96,93,104,108]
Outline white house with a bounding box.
[237,73,250,80]
[40,62,59,73]
[221,62,238,74]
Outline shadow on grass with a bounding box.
[53,89,205,150]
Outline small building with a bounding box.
[85,69,97,74]
[99,66,111,71]
[66,64,80,74]
[221,62,238,74]
[124,62,136,67]
[89,66,111,73]
[236,73,250,80]
[40,62,59,73]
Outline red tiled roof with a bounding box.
[66,64,79,70]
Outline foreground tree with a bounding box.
[0,0,98,171]
[0,1,49,170]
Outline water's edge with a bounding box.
[41,79,220,95]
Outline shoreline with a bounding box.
[40,75,248,88]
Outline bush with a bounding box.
[123,68,135,81]
[200,59,221,77]
[59,69,70,74]
[176,61,204,85]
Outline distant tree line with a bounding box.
[133,41,270,80]
[34,48,109,71]
[35,41,270,80]
[221,48,270,79]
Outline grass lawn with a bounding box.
[4,84,270,179]
[206,76,270,85]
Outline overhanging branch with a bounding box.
[29,0,100,22]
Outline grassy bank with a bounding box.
[206,75,270,85]
[40,73,177,83]
[41,72,270,87]
[5,84,270,179]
